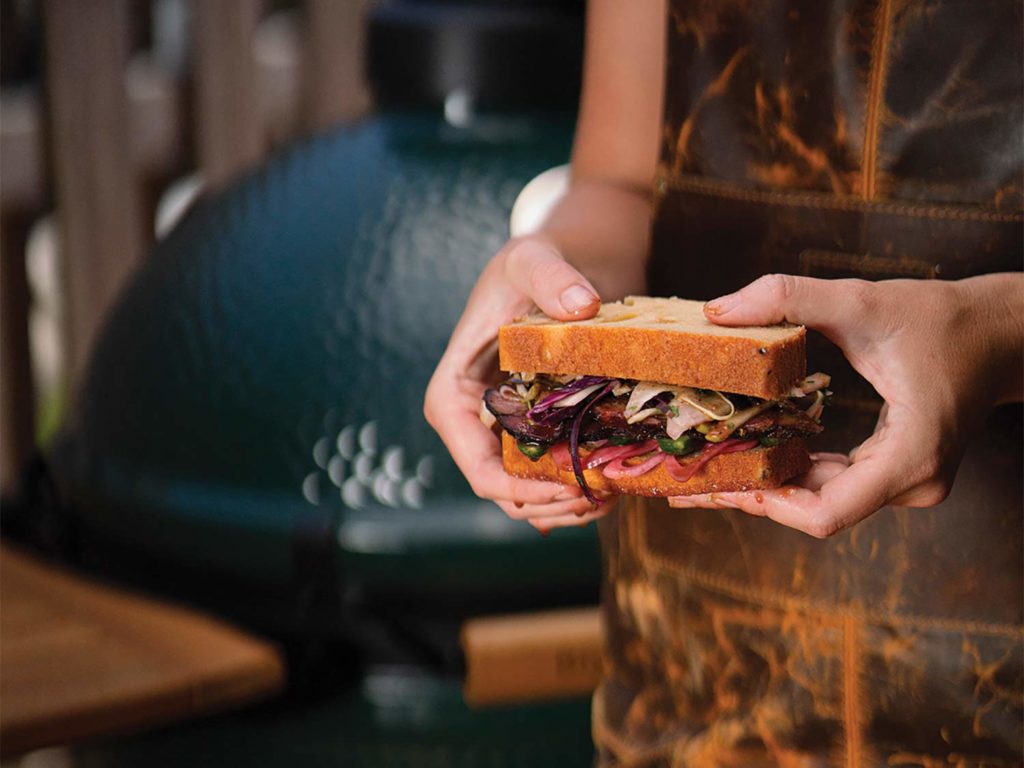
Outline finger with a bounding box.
[528,501,615,532]
[703,274,874,340]
[889,477,953,508]
[496,496,596,521]
[850,404,889,463]
[809,452,851,467]
[705,454,899,538]
[667,495,729,509]
[667,455,847,509]
[502,238,601,320]
[797,457,848,491]
[468,450,579,503]
[436,380,580,504]
[675,423,910,534]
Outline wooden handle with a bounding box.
[461,606,604,707]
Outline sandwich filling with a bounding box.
[483,373,830,504]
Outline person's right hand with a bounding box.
[424,235,617,531]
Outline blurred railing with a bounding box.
[0,0,373,493]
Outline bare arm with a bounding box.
[670,271,1024,537]
[540,0,665,299]
[424,1,666,530]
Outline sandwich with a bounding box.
[481,296,830,504]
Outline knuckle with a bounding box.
[500,502,528,520]
[422,377,441,429]
[502,238,531,273]
[528,257,569,295]
[503,238,545,276]
[467,477,489,500]
[805,516,843,539]
[513,505,537,520]
[503,238,571,301]
[422,394,436,429]
[908,479,952,508]
[914,451,946,486]
[757,273,800,304]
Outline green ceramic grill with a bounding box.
[37,2,603,764]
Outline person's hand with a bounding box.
[668,273,1023,538]
[424,235,618,532]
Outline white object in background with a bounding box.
[155,174,205,239]
[444,89,474,128]
[25,217,63,408]
[509,164,570,238]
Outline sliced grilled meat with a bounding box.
[580,396,663,442]
[484,387,569,444]
[485,388,664,445]
[738,402,823,440]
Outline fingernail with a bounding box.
[560,285,599,315]
[705,292,740,316]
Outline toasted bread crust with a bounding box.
[501,433,811,496]
[498,297,805,400]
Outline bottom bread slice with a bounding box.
[501,432,811,497]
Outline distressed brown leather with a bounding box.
[595,1,1024,765]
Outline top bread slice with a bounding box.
[498,296,805,400]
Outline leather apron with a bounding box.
[594,2,1023,765]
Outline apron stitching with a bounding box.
[657,172,1024,222]
[862,0,894,200]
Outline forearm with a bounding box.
[536,178,652,301]
[959,272,1024,405]
[526,0,663,302]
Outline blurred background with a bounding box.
[0,1,608,765]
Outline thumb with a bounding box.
[704,274,870,336]
[503,237,601,321]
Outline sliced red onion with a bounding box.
[531,407,577,427]
[527,375,609,419]
[551,439,657,472]
[665,438,759,483]
[550,383,606,409]
[568,382,614,505]
[586,440,658,470]
[602,451,667,479]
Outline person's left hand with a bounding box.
[668,273,1023,538]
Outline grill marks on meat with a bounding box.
[485,389,661,444]
[738,402,823,440]
[483,387,567,443]
[581,397,662,442]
